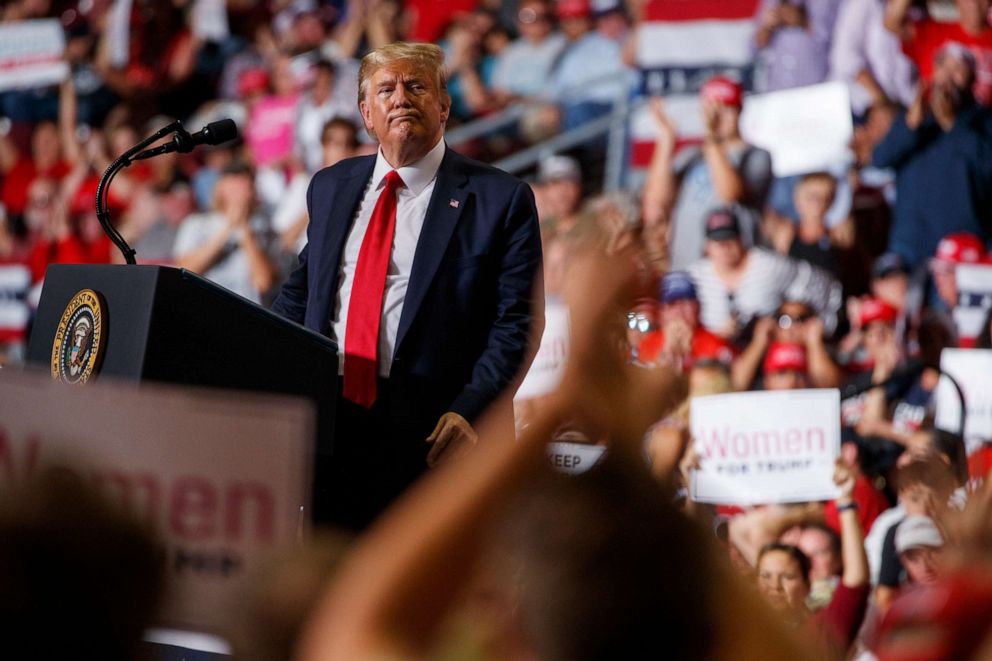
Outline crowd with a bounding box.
[2,0,992,659]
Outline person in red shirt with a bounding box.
[23,178,87,283]
[405,0,479,42]
[635,270,734,371]
[0,121,72,218]
[886,0,992,105]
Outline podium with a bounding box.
[26,264,340,524]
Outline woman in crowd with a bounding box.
[756,459,870,655]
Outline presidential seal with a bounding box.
[51,289,106,385]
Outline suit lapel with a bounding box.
[395,149,467,352]
[314,156,374,333]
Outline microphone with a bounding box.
[133,119,238,160]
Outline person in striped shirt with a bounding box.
[687,207,841,343]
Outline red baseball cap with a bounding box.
[557,0,591,18]
[701,75,743,108]
[874,571,992,661]
[238,68,270,97]
[763,342,808,374]
[859,297,899,327]
[932,232,986,267]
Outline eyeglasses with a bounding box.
[626,312,656,333]
[778,312,813,329]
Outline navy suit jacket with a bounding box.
[271,145,543,427]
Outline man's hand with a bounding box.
[872,336,900,381]
[649,97,678,152]
[777,2,807,28]
[552,245,687,452]
[802,316,825,348]
[426,412,478,467]
[930,84,958,132]
[752,315,777,348]
[906,83,928,130]
[662,318,693,356]
[701,97,722,140]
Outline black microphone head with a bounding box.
[201,119,238,146]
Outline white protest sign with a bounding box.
[106,0,133,67]
[191,0,229,41]
[0,371,313,632]
[935,349,992,444]
[515,300,569,401]
[546,441,606,475]
[953,264,992,345]
[740,81,853,177]
[0,20,68,92]
[690,389,840,505]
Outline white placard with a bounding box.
[546,441,606,475]
[191,0,229,41]
[740,82,853,177]
[935,349,992,443]
[690,389,841,505]
[0,371,313,632]
[515,300,569,401]
[0,20,68,92]
[106,0,133,67]
[953,264,992,344]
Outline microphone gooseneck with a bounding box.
[95,119,240,264]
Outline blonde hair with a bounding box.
[357,42,449,107]
[672,363,732,424]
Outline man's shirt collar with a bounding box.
[371,138,446,196]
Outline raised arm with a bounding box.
[640,98,680,229]
[297,246,685,661]
[173,218,235,275]
[701,100,745,203]
[883,0,914,41]
[731,316,775,390]
[834,460,869,587]
[58,78,82,166]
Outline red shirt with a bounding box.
[636,327,734,371]
[404,0,478,41]
[807,582,870,654]
[968,444,992,486]
[1,157,71,215]
[823,474,890,536]
[27,234,88,282]
[904,19,992,106]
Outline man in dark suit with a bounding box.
[272,43,543,529]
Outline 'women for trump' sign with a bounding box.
[690,389,840,505]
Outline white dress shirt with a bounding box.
[331,138,445,376]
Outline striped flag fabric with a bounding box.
[631,0,760,168]
[0,263,31,347]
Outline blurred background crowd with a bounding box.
[1,0,992,659]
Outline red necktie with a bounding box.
[343,170,404,407]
